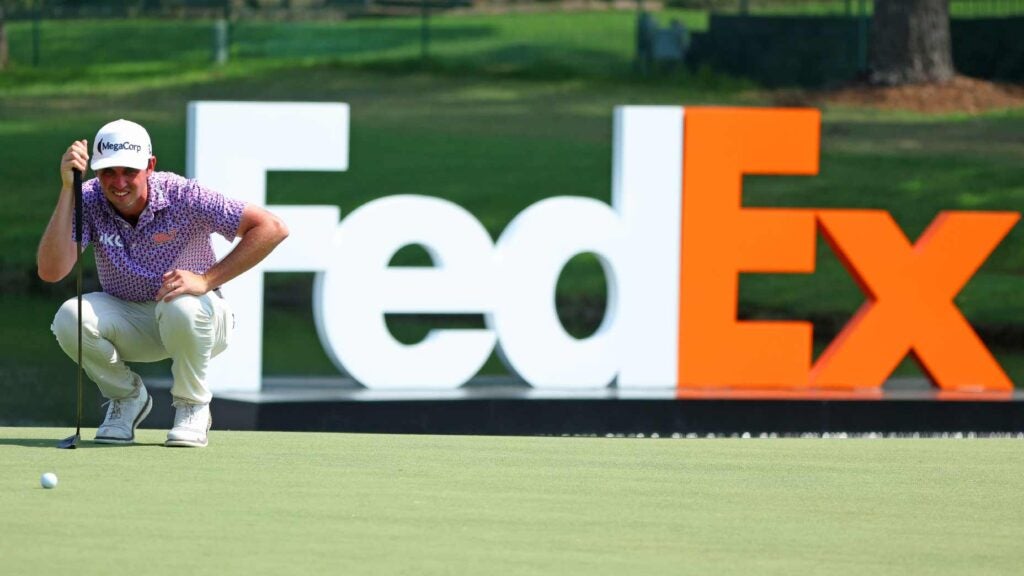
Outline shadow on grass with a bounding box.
[0,438,64,448]
[0,438,165,448]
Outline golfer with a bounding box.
[37,119,289,447]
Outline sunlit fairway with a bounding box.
[3,427,1023,575]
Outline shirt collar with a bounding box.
[101,173,167,227]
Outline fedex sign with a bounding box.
[187,102,1019,394]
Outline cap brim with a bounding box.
[91,154,149,171]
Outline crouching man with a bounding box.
[38,119,288,447]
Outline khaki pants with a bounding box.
[51,291,233,405]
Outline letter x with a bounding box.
[811,210,1019,391]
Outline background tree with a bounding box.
[869,0,955,85]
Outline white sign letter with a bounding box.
[187,101,349,393]
[315,196,496,388]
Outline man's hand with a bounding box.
[156,269,210,302]
[61,140,89,189]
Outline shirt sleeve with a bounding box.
[183,178,246,241]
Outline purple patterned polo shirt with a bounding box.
[74,172,245,302]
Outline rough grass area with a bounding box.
[2,428,1023,575]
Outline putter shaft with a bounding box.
[58,168,84,449]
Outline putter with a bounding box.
[57,168,84,450]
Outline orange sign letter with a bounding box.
[812,210,1020,391]
[678,108,820,388]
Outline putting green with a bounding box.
[2,428,1022,575]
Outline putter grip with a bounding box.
[73,168,83,243]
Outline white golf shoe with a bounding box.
[94,384,152,444]
[166,402,212,448]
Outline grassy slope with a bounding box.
[0,13,1021,394]
[2,428,1023,575]
[0,10,710,87]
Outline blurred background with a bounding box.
[1,0,1022,424]
[3,1,1023,84]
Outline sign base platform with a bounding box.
[145,377,1024,436]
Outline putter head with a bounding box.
[56,433,80,449]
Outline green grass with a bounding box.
[234,10,706,73]
[0,10,713,96]
[0,12,1021,412]
[2,428,1023,575]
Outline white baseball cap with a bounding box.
[91,119,153,171]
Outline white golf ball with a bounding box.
[40,472,58,489]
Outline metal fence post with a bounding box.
[857,0,868,73]
[32,0,42,67]
[421,0,431,63]
[0,6,8,71]
[213,18,229,64]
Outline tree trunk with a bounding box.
[869,0,954,85]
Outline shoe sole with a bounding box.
[165,413,212,448]
[164,438,209,448]
[94,394,153,444]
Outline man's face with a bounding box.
[96,158,153,219]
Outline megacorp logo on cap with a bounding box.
[96,139,144,154]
